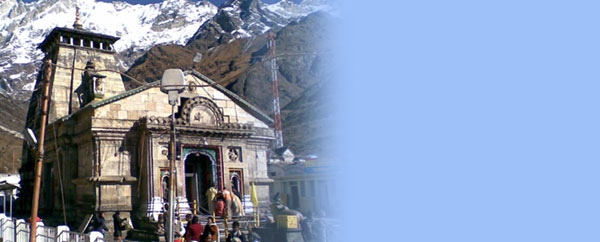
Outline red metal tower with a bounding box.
[267,32,284,148]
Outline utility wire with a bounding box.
[42,50,330,90]
[45,62,233,89]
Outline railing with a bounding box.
[58,230,91,242]
[0,214,270,242]
[1,218,14,241]
[0,217,95,242]
[15,219,29,242]
[36,225,57,242]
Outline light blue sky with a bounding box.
[337,0,600,241]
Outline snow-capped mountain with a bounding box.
[0,0,217,98]
[266,0,337,19]
[185,0,285,50]
[188,0,336,45]
[0,0,335,100]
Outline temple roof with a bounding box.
[38,27,120,52]
[57,70,274,126]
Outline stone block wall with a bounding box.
[33,68,275,227]
[50,47,125,123]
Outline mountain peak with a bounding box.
[222,0,260,7]
[159,0,189,7]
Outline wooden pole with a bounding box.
[224,207,228,238]
[30,58,53,242]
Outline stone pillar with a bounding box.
[176,196,192,217]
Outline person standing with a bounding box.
[113,211,124,241]
[247,224,261,242]
[226,221,246,242]
[231,193,245,216]
[173,218,184,242]
[164,215,184,242]
[201,216,219,242]
[206,184,218,215]
[222,187,232,218]
[184,214,193,235]
[184,215,204,242]
[92,212,109,237]
[216,197,226,217]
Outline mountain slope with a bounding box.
[0,93,27,174]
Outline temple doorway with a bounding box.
[185,153,213,214]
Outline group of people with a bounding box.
[181,214,219,242]
[182,214,262,242]
[227,221,262,242]
[87,210,261,242]
[206,184,246,218]
[88,211,128,241]
[163,213,260,242]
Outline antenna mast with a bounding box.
[267,32,284,148]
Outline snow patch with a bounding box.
[13,55,31,64]
[22,81,35,91]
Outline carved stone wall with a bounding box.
[27,71,274,230]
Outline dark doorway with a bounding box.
[185,153,213,214]
[161,173,169,203]
[231,176,241,197]
[290,182,300,210]
[229,169,243,199]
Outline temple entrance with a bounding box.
[185,153,213,214]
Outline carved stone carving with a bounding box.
[180,96,223,126]
[190,106,216,126]
[228,147,242,162]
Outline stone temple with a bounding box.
[18,23,275,232]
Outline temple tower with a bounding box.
[29,23,124,125]
[20,16,126,221]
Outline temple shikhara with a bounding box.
[18,18,275,234]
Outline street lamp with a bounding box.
[160,69,185,242]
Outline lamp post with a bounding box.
[160,69,185,242]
